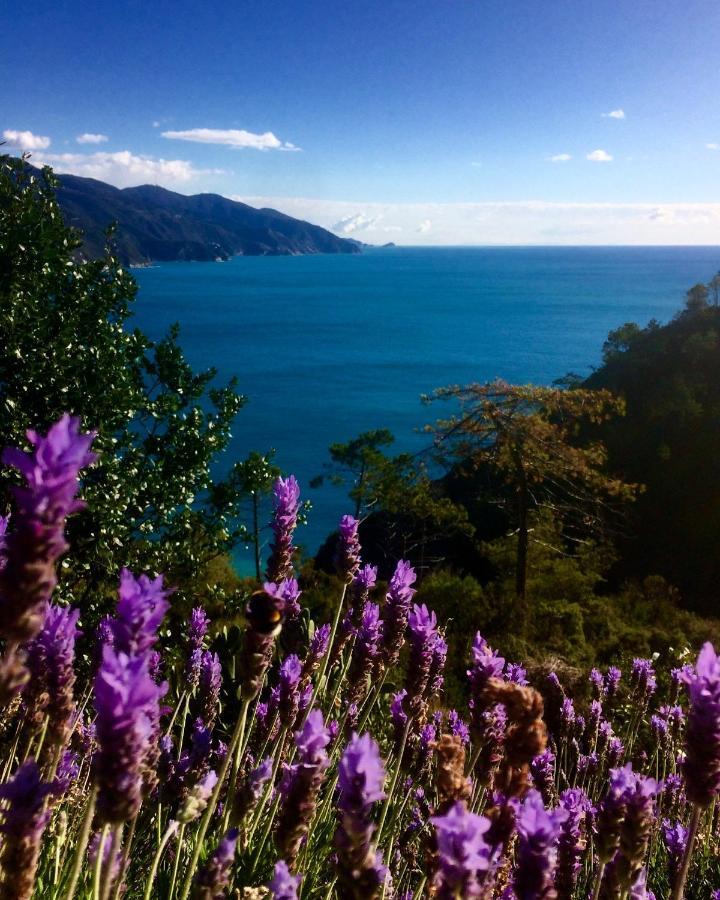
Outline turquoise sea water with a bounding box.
[133,246,720,563]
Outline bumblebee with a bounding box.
[246,589,284,636]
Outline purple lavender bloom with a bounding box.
[468,633,505,734]
[513,789,567,900]
[590,667,605,699]
[54,750,80,797]
[23,603,80,746]
[0,760,54,900]
[631,658,657,699]
[240,585,286,700]
[530,749,556,805]
[268,860,302,900]
[0,415,96,643]
[556,788,588,897]
[0,514,9,571]
[346,603,383,717]
[189,607,210,650]
[608,736,625,767]
[334,732,388,898]
[560,697,576,735]
[275,710,330,862]
[263,578,302,620]
[111,568,170,657]
[448,710,470,745]
[178,770,218,824]
[604,771,659,895]
[335,515,361,584]
[595,764,640,864]
[390,690,408,754]
[428,632,448,696]
[430,801,493,898]
[662,819,688,881]
[93,646,166,823]
[196,651,222,731]
[301,623,331,682]
[192,829,238,899]
[266,475,301,583]
[381,559,417,667]
[405,603,439,716]
[350,563,378,627]
[278,654,303,728]
[506,663,528,685]
[681,642,720,806]
[186,647,204,692]
[232,756,273,825]
[604,666,622,701]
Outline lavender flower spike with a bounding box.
[269,860,301,900]
[0,760,55,900]
[405,603,439,717]
[240,585,286,700]
[266,475,301,583]
[0,414,96,643]
[192,829,238,899]
[112,567,170,656]
[430,801,493,899]
[513,789,568,900]
[335,514,361,583]
[681,642,720,806]
[381,559,417,667]
[23,603,81,746]
[334,732,389,899]
[93,646,166,824]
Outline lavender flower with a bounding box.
[530,749,556,805]
[604,666,622,701]
[334,732,388,898]
[662,819,688,883]
[513,789,567,900]
[268,860,301,900]
[390,690,409,755]
[93,646,166,823]
[590,667,605,700]
[681,642,720,806]
[112,568,170,656]
[196,651,222,731]
[604,771,659,895]
[448,710,470,745]
[186,608,210,685]
[428,632,448,696]
[0,514,8,570]
[430,801,493,898]
[595,764,637,864]
[556,788,588,897]
[264,578,302,620]
[0,761,54,900]
[23,603,80,746]
[266,475,301,583]
[335,515,361,583]
[405,603,439,717]
[301,623,331,681]
[506,663,529,685]
[278,654,303,729]
[0,414,96,643]
[346,603,383,717]
[192,829,238,899]
[231,756,273,825]
[631,658,657,700]
[380,559,416,667]
[275,710,330,863]
[468,633,505,734]
[240,585,286,700]
[54,750,80,797]
[178,770,218,824]
[350,564,378,624]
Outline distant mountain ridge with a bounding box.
[48,169,360,265]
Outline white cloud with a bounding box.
[470,160,483,168]
[602,109,625,119]
[3,129,51,150]
[416,219,432,233]
[332,213,383,234]
[29,150,221,189]
[76,133,108,144]
[587,149,613,162]
[233,195,720,246]
[162,127,301,151]
[706,143,719,150]
[548,153,572,162]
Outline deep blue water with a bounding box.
[132,246,720,566]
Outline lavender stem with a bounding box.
[62,787,97,900]
[375,716,412,845]
[143,821,178,900]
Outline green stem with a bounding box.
[300,584,347,725]
[99,825,123,900]
[143,821,179,900]
[92,825,109,900]
[61,787,97,900]
[375,716,412,846]
[168,823,186,900]
[177,697,250,900]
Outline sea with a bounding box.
[132,245,720,569]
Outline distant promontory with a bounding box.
[47,169,360,265]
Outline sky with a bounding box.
[4,0,720,244]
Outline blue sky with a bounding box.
[4,0,720,243]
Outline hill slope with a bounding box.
[51,170,359,264]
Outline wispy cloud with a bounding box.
[602,109,625,119]
[162,127,301,151]
[76,133,108,144]
[3,129,51,150]
[332,213,383,234]
[234,195,720,246]
[586,149,613,162]
[706,142,719,150]
[416,219,432,233]
[29,150,221,189]
[548,153,572,162]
